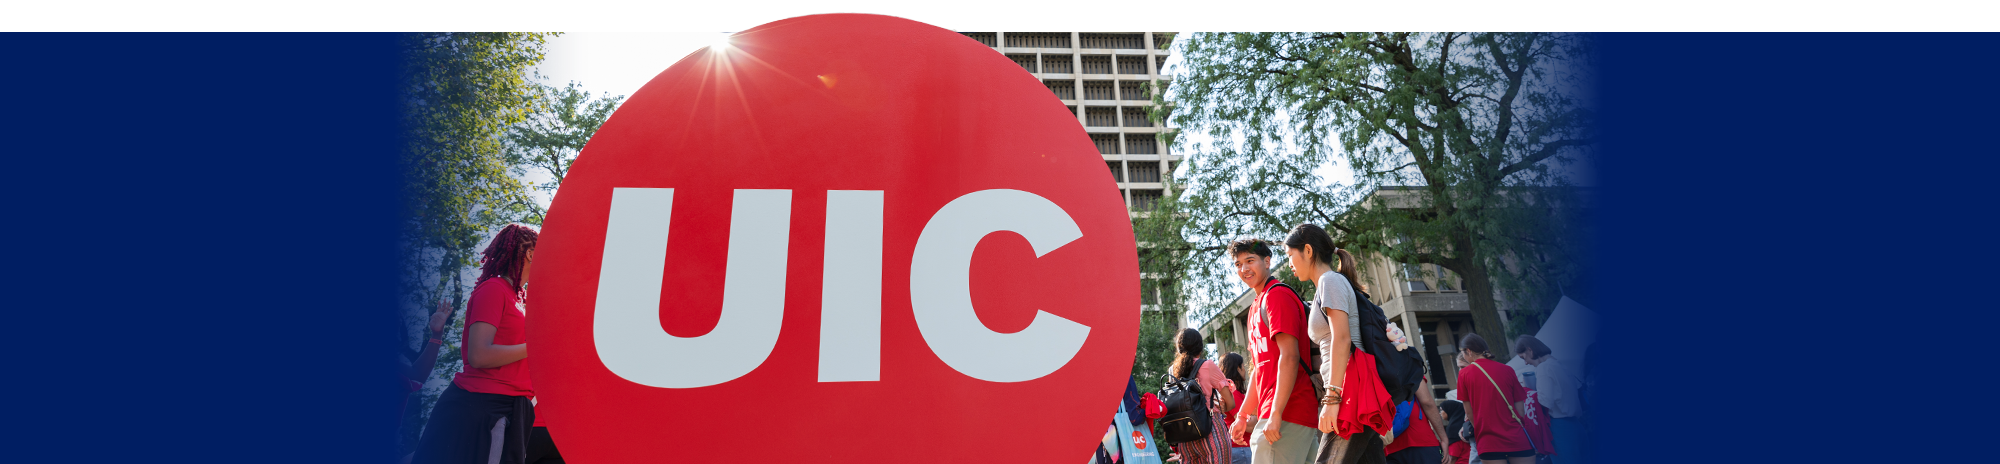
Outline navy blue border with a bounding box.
[5,33,401,462]
[1595,33,1997,462]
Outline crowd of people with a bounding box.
[1130,225,1592,464]
[395,221,1590,464]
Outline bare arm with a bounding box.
[464,322,527,369]
[1324,308,1350,392]
[1415,381,1447,449]
[405,339,442,381]
[1261,332,1302,443]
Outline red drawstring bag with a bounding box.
[1334,349,1394,438]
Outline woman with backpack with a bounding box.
[1282,223,1388,464]
[1168,328,1235,464]
[1454,333,1535,464]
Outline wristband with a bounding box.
[427,338,444,346]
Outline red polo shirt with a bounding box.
[1247,278,1318,429]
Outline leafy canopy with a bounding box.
[1163,33,1595,350]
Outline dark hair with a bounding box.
[478,223,540,292]
[1284,224,1360,290]
[1515,335,1553,359]
[1228,237,1272,259]
[1220,352,1247,393]
[1170,328,1206,378]
[1459,332,1493,359]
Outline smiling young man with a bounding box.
[1223,238,1318,464]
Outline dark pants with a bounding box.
[414,384,534,464]
[1314,426,1387,464]
[1385,446,1441,464]
[526,426,563,464]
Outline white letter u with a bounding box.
[594,188,790,388]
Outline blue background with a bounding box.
[6,33,1995,462]
[1594,34,1997,462]
[6,34,402,462]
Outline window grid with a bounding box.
[1045,80,1075,100]
[1080,56,1113,75]
[1006,54,1037,73]
[1080,33,1145,49]
[1004,32,1071,49]
[1121,107,1152,127]
[1085,107,1117,127]
[1092,134,1120,154]
[1117,56,1149,75]
[1118,81,1149,100]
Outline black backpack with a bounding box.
[1156,359,1213,445]
[1261,280,1429,406]
[1350,288,1429,405]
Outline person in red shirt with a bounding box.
[1453,333,1535,464]
[414,224,540,464]
[1381,376,1447,464]
[1223,238,1318,464]
[1220,352,1252,464]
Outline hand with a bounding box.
[428,301,452,334]
[1229,416,1251,446]
[1260,417,1283,444]
[1317,403,1341,434]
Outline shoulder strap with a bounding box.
[1340,277,1364,351]
[1469,361,1540,453]
[1255,281,1327,399]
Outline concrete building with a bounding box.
[958,32,1180,215]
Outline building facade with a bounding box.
[958,32,1180,215]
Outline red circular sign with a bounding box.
[531,14,1139,463]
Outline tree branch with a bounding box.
[1497,139,1590,179]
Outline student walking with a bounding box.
[1281,223,1387,464]
[414,224,540,464]
[1380,376,1447,464]
[1168,328,1236,464]
[1224,238,1319,464]
[1514,335,1585,464]
[1221,353,1252,464]
[1454,334,1535,464]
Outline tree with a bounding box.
[401,32,553,306]
[397,31,554,448]
[1162,33,1595,359]
[506,81,626,194]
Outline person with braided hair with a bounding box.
[415,224,542,464]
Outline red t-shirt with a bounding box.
[1384,404,1441,454]
[1247,278,1318,429]
[1456,358,1530,454]
[452,277,534,397]
[1228,388,1249,448]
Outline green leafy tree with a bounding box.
[507,81,626,194]
[401,32,553,305]
[397,32,554,448]
[1162,33,1594,359]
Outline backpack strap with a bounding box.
[1257,280,1326,400]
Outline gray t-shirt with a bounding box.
[1305,272,1359,384]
